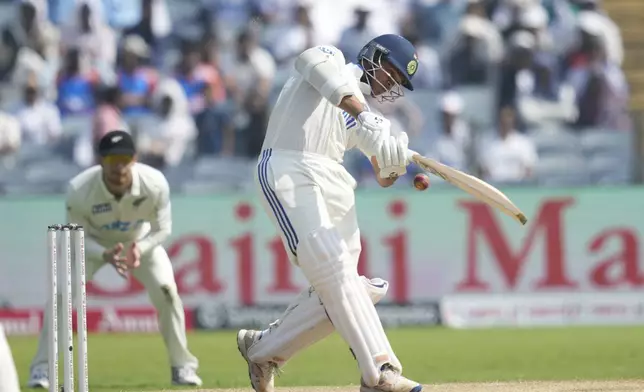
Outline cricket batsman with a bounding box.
[237,34,422,392]
[0,324,20,392]
[28,130,202,388]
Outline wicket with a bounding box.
[47,224,88,392]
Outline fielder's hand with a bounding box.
[103,243,140,279]
[125,243,141,270]
[377,132,409,179]
[103,243,128,279]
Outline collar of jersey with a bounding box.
[100,163,141,199]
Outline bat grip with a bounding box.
[406,149,419,162]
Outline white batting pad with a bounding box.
[248,276,389,366]
[297,226,395,387]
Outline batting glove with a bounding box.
[354,112,391,157]
[377,132,409,179]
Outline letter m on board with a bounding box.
[455,198,578,291]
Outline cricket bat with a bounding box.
[406,149,528,226]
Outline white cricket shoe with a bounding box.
[360,364,423,392]
[237,329,277,392]
[27,365,49,389]
[171,365,202,386]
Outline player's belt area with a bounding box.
[260,148,344,166]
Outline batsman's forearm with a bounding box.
[370,156,398,187]
[339,95,365,118]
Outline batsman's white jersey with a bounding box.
[29,163,198,375]
[263,45,370,162]
[248,44,405,388]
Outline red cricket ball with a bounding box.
[413,173,430,191]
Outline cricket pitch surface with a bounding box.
[186,381,644,392]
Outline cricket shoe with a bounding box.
[27,365,49,389]
[360,364,423,392]
[171,365,202,386]
[237,329,277,392]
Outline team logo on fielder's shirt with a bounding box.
[407,59,418,76]
[92,203,112,214]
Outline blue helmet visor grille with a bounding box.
[360,50,405,103]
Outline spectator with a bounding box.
[443,5,504,87]
[405,0,462,44]
[220,29,275,157]
[0,108,21,170]
[338,5,377,63]
[60,0,117,71]
[117,35,158,116]
[195,84,235,157]
[122,0,172,67]
[175,39,227,115]
[571,1,623,66]
[491,0,540,39]
[428,92,471,172]
[56,48,99,117]
[515,3,553,51]
[138,78,197,169]
[478,106,538,184]
[10,48,56,100]
[264,3,318,68]
[203,0,256,47]
[70,84,129,168]
[93,85,128,146]
[0,31,19,83]
[14,78,62,147]
[565,27,631,131]
[497,31,559,116]
[5,0,59,68]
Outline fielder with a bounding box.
[0,324,20,392]
[28,130,202,388]
[237,34,422,392]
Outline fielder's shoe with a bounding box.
[27,365,49,389]
[360,364,423,392]
[237,329,277,392]
[171,365,202,386]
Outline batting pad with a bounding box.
[297,226,394,387]
[248,276,389,366]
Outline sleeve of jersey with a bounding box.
[294,45,354,106]
[65,188,105,259]
[136,179,172,256]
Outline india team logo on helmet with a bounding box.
[407,59,418,76]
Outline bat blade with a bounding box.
[407,151,528,226]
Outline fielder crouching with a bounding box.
[237,35,422,392]
[27,130,201,388]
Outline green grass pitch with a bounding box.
[7,327,644,391]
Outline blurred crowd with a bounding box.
[0,0,635,193]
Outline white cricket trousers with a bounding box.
[253,149,400,385]
[30,245,198,370]
[0,325,20,392]
[256,149,361,264]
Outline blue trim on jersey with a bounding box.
[257,149,298,256]
[342,111,357,130]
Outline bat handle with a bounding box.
[406,149,419,162]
